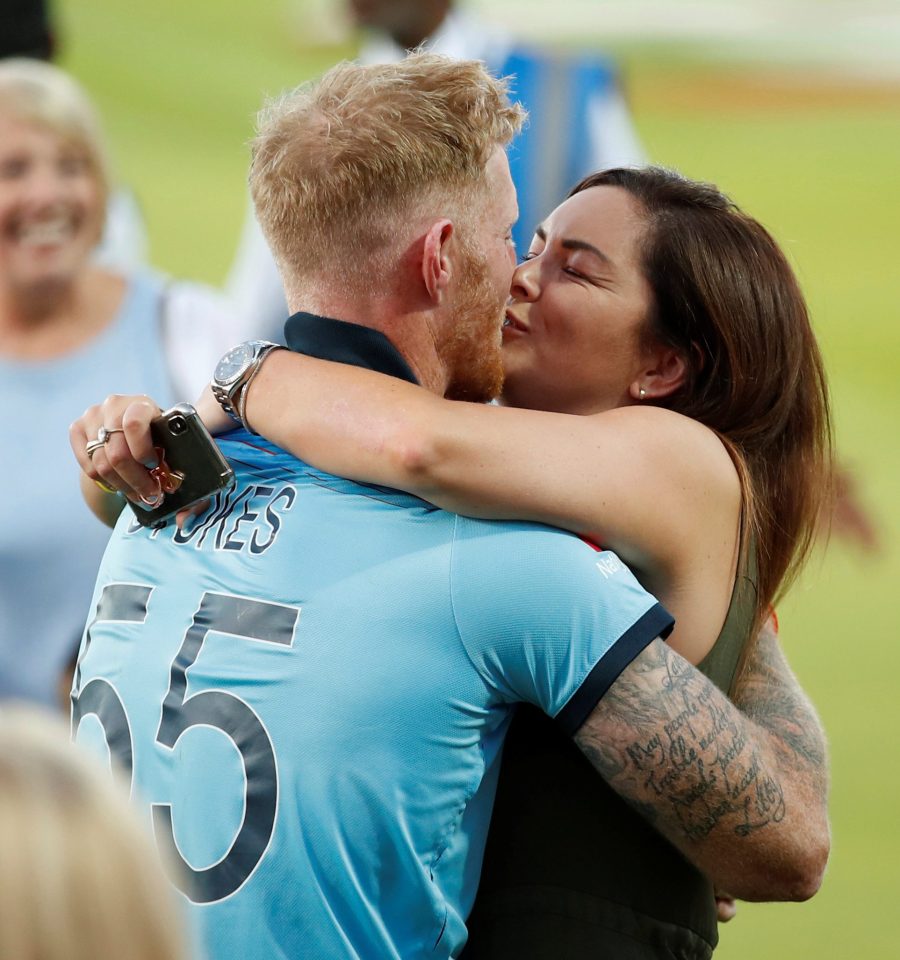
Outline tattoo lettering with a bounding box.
[733,621,827,779]
[576,639,787,847]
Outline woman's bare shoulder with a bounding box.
[587,405,740,498]
[578,407,743,662]
[577,405,741,575]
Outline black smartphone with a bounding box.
[129,403,235,529]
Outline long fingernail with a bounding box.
[142,456,159,469]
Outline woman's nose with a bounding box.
[22,165,66,207]
[510,256,540,301]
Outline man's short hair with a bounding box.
[249,52,525,291]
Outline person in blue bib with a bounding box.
[226,0,645,341]
[72,54,825,960]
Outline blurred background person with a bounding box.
[0,58,241,706]
[226,0,646,339]
[0,0,55,60]
[0,705,189,960]
[1,0,148,271]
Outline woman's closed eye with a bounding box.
[563,266,588,280]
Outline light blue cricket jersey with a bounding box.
[72,434,670,960]
[72,314,671,959]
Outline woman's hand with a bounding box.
[715,891,737,922]
[70,394,164,506]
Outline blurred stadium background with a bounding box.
[54,1,900,956]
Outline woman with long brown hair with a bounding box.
[76,166,832,958]
[206,166,831,670]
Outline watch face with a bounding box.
[215,342,254,384]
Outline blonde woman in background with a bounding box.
[0,707,188,960]
[0,59,247,705]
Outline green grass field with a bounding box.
[56,2,900,956]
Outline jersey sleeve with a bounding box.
[450,517,673,736]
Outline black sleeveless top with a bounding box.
[462,553,758,960]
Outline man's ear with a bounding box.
[421,219,455,304]
[628,346,688,402]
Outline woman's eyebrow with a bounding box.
[534,225,613,266]
[561,238,614,266]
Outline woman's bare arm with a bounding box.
[79,471,125,527]
[70,356,740,658]
[243,350,739,572]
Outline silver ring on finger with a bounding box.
[85,426,125,459]
[97,426,125,444]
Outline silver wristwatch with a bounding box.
[211,340,284,433]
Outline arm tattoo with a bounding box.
[575,639,787,847]
[732,621,827,783]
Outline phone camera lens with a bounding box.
[169,416,187,436]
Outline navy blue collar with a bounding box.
[284,312,419,385]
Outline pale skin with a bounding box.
[0,112,125,360]
[71,156,829,902]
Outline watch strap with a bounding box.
[211,380,241,424]
[238,344,283,434]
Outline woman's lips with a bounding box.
[503,310,528,333]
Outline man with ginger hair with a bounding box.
[247,54,517,406]
[73,54,821,960]
[225,0,647,338]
